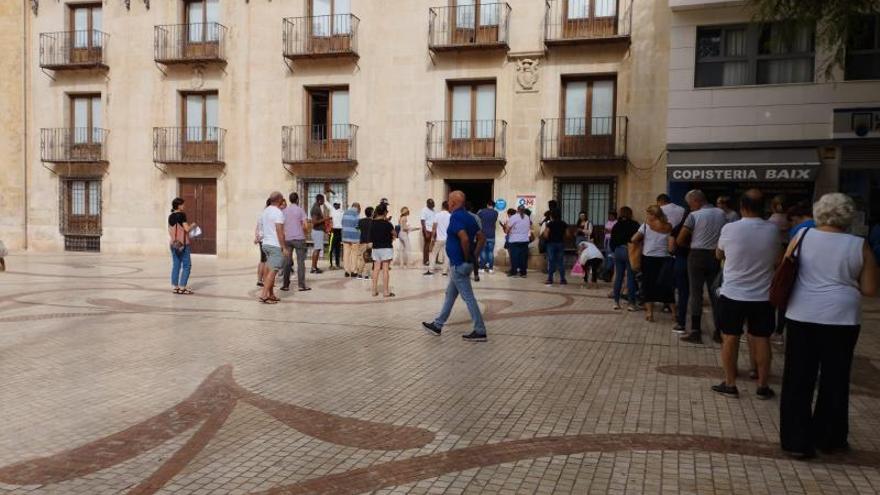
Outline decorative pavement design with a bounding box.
[1,252,880,494]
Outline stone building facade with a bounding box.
[1,0,670,257]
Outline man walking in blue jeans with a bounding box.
[477,199,499,274]
[422,191,488,342]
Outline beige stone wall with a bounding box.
[0,0,26,251]
[23,0,670,257]
[668,6,880,145]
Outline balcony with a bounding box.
[39,31,108,70]
[283,15,360,61]
[426,120,507,164]
[282,125,358,164]
[40,128,108,163]
[540,117,627,161]
[154,23,227,65]
[153,127,226,164]
[544,0,631,47]
[428,3,511,52]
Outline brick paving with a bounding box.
[0,252,879,494]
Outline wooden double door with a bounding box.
[179,179,217,254]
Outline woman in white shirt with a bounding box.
[780,193,878,459]
[631,205,674,322]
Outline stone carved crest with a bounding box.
[190,66,205,90]
[515,59,540,91]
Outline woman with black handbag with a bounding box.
[779,193,878,459]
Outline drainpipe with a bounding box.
[22,0,29,250]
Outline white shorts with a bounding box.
[372,248,394,262]
[311,230,325,253]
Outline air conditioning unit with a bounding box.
[833,107,880,139]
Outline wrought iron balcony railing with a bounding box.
[282,124,358,163]
[426,120,507,162]
[41,128,109,163]
[283,15,360,60]
[428,3,511,51]
[153,127,226,164]
[544,0,632,46]
[154,23,228,64]
[540,117,627,161]
[39,30,108,70]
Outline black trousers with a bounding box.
[780,319,860,454]
[330,228,342,267]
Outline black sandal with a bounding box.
[259,297,278,304]
[180,288,194,295]
[173,288,181,294]
[384,292,396,298]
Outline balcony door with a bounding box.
[564,0,617,38]
[451,0,500,45]
[70,4,102,63]
[448,82,496,158]
[182,92,219,161]
[308,87,350,160]
[179,178,217,254]
[70,94,103,160]
[310,0,352,53]
[560,78,615,157]
[184,0,220,58]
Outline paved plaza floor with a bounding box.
[0,252,879,495]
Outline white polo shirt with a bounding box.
[718,218,781,301]
[260,205,285,248]
[420,207,436,233]
[434,210,451,242]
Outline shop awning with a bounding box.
[667,146,821,182]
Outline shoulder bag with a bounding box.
[769,228,809,309]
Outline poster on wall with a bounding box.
[515,195,537,210]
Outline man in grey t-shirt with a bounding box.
[676,190,727,344]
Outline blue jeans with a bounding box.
[170,245,192,287]
[674,253,689,326]
[546,242,565,282]
[433,262,486,335]
[480,238,496,270]
[613,245,636,305]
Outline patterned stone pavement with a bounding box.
[0,252,879,495]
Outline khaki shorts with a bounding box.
[262,244,284,271]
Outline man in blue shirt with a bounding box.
[422,191,488,342]
[477,199,499,273]
[341,203,361,277]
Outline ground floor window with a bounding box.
[60,178,102,252]
[302,180,348,210]
[840,169,880,234]
[555,178,615,245]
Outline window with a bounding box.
[563,78,615,136]
[454,0,499,29]
[557,180,613,227]
[62,179,102,238]
[70,94,101,143]
[185,0,220,42]
[846,15,880,80]
[183,92,219,141]
[308,87,350,140]
[70,4,102,48]
[695,23,814,87]
[311,0,351,36]
[448,81,496,139]
[304,181,347,210]
[566,0,616,20]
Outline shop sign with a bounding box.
[515,195,537,209]
[667,165,819,182]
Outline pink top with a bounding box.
[283,204,307,241]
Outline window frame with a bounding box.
[554,177,617,242]
[694,22,816,88]
[69,93,101,144]
[180,91,219,142]
[309,0,351,36]
[69,3,102,49]
[564,0,618,22]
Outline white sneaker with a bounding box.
[488,268,494,274]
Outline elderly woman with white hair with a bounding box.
[780,193,878,458]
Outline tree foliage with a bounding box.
[748,0,880,77]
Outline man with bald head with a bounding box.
[259,191,289,303]
[712,189,781,399]
[422,190,488,342]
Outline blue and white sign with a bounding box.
[495,199,507,211]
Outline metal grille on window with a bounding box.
[306,182,347,211]
[560,183,583,225]
[586,184,610,226]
